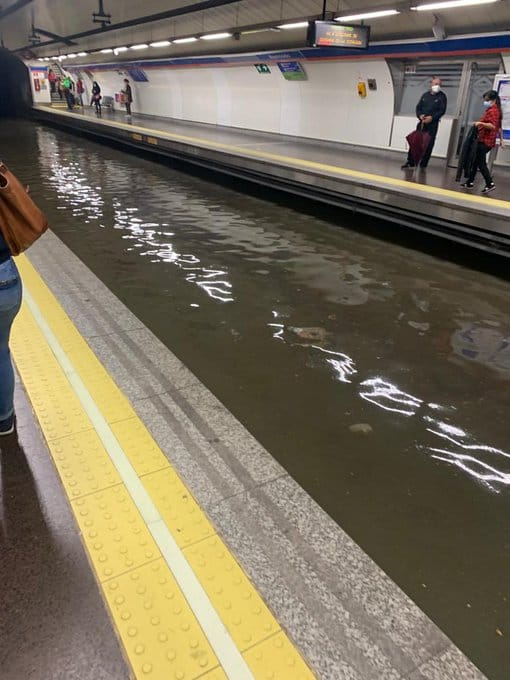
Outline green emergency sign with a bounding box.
[254,63,271,74]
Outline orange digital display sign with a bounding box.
[307,21,370,49]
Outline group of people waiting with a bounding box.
[91,78,132,117]
[48,69,133,117]
[402,76,504,194]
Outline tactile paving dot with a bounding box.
[143,468,215,548]
[48,429,122,498]
[243,632,316,680]
[184,536,278,650]
[71,485,160,580]
[103,559,219,679]
[111,419,169,476]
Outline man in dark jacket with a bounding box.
[402,76,447,169]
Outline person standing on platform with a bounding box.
[76,77,84,107]
[461,90,503,194]
[62,75,74,111]
[48,68,56,94]
[122,78,133,117]
[402,76,447,169]
[92,81,102,114]
[0,231,22,436]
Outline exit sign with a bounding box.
[254,63,271,74]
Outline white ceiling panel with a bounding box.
[1,0,508,57]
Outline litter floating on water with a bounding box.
[349,423,373,435]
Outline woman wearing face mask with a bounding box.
[461,90,502,194]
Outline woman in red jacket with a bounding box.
[461,90,502,194]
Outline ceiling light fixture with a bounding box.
[173,36,198,43]
[335,9,400,21]
[131,43,149,50]
[411,0,499,9]
[77,52,88,56]
[113,46,128,53]
[150,40,172,47]
[100,47,113,53]
[200,32,232,40]
[277,21,309,29]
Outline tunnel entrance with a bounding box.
[0,48,31,116]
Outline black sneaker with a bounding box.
[401,162,415,169]
[0,414,15,436]
[481,183,495,194]
[460,181,474,189]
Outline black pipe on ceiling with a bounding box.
[15,0,242,51]
[0,0,33,20]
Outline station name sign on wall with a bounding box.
[307,21,370,49]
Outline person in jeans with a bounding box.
[0,232,22,435]
[461,90,503,194]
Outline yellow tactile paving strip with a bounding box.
[11,254,315,680]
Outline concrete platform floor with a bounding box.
[1,231,489,680]
[45,103,510,200]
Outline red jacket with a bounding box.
[478,104,502,149]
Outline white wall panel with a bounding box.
[297,60,394,147]
[84,58,400,148]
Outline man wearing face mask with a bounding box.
[402,76,447,169]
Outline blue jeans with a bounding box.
[0,258,22,421]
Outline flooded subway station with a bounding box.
[3,121,509,679]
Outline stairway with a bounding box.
[49,62,67,107]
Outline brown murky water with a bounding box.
[5,120,510,678]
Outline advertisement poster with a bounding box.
[496,77,510,141]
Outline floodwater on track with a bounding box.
[4,120,510,679]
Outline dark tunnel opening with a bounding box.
[0,48,32,116]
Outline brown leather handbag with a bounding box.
[0,162,49,256]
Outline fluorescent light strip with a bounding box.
[277,21,309,29]
[150,40,172,47]
[114,46,128,53]
[173,36,198,43]
[200,32,232,40]
[100,48,113,53]
[131,43,148,50]
[336,9,400,21]
[411,0,498,9]
[77,52,88,56]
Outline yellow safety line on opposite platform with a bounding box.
[11,254,315,680]
[40,106,510,211]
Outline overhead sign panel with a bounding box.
[277,61,307,81]
[307,21,370,49]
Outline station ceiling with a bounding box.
[1,0,509,60]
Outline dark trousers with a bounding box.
[125,102,132,115]
[467,142,493,185]
[407,121,438,167]
[64,89,74,110]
